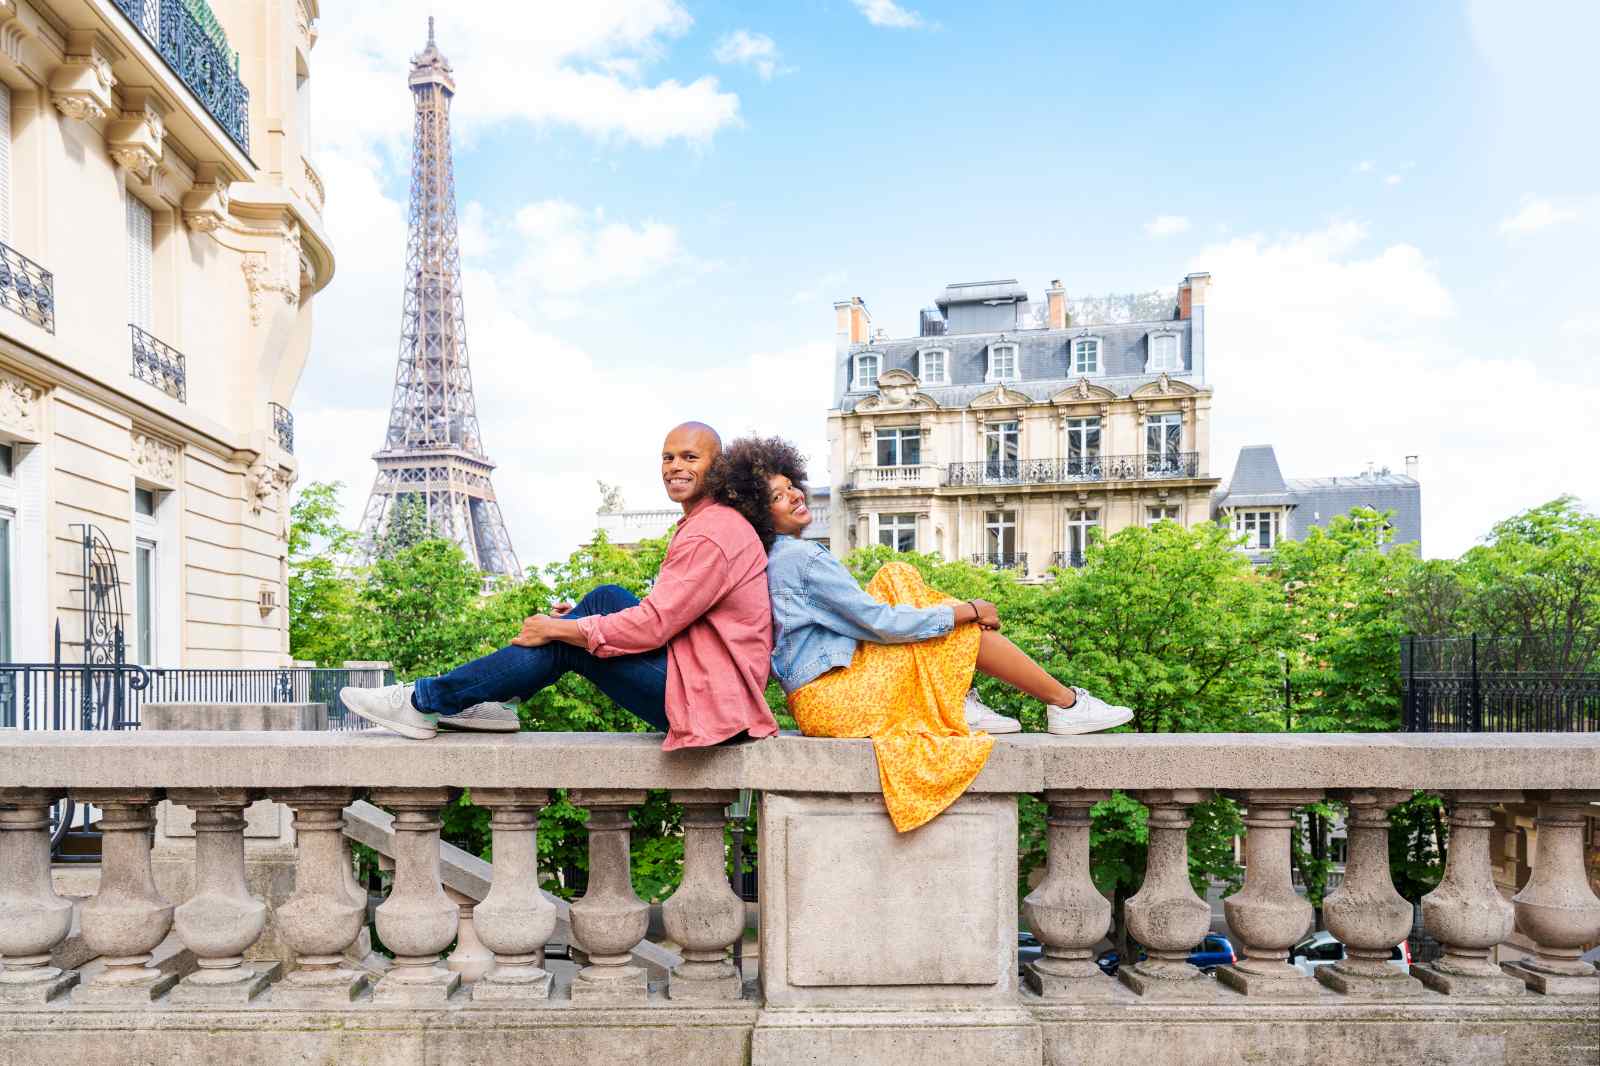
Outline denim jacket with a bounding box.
[767,535,954,694]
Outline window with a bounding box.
[985,510,1016,558]
[877,513,917,552]
[1146,505,1180,526]
[0,82,11,243]
[875,427,922,467]
[1064,417,1101,474]
[1072,338,1100,375]
[1145,412,1182,471]
[1235,510,1279,551]
[0,507,10,667]
[134,539,155,666]
[127,195,153,331]
[1064,508,1098,566]
[984,420,1019,480]
[987,344,1018,382]
[0,442,12,478]
[135,487,156,516]
[1148,332,1180,372]
[918,349,948,385]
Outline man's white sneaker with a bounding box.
[437,701,521,733]
[964,689,1021,734]
[1047,687,1134,735]
[340,684,438,740]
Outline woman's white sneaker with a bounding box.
[964,689,1021,734]
[1047,687,1134,735]
[340,684,438,739]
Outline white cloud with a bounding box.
[714,29,784,80]
[1354,160,1375,173]
[1384,174,1402,186]
[1200,222,1600,559]
[1499,196,1581,235]
[1562,311,1600,338]
[1144,215,1191,237]
[852,0,925,29]
[503,200,682,294]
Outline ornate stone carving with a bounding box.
[106,90,167,184]
[49,31,118,122]
[856,368,936,412]
[242,223,303,325]
[244,455,276,515]
[130,431,179,489]
[182,163,231,233]
[0,372,41,439]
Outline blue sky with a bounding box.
[295,0,1598,566]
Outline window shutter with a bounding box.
[0,82,12,244]
[126,194,153,330]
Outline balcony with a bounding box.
[948,453,1202,487]
[0,241,55,334]
[270,402,294,454]
[110,0,252,155]
[848,463,943,490]
[973,551,1029,575]
[130,324,187,402]
[0,729,1595,1064]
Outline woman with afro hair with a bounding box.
[707,435,1133,832]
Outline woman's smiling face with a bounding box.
[767,474,811,537]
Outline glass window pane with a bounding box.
[877,432,896,467]
[135,543,153,666]
[135,487,156,516]
[901,430,921,466]
[0,443,12,478]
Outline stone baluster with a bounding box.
[1318,789,1423,996]
[0,790,79,1004]
[369,787,461,1004]
[269,788,370,1006]
[169,789,270,1003]
[445,892,494,983]
[663,790,744,1000]
[1504,793,1600,996]
[1217,790,1320,999]
[1415,790,1525,996]
[471,788,558,1002]
[1022,789,1115,1000]
[1121,789,1215,1000]
[73,789,179,1002]
[568,789,650,1003]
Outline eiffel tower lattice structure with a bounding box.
[357,19,520,577]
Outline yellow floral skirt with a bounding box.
[788,562,993,832]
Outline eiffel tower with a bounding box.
[358,19,520,576]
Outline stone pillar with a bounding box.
[1121,789,1215,1001]
[369,787,461,1004]
[73,789,179,1002]
[269,788,369,1006]
[568,789,649,1003]
[169,789,270,1003]
[1414,791,1525,996]
[1503,795,1600,996]
[0,790,78,1004]
[1318,789,1423,996]
[445,892,494,983]
[663,790,744,1000]
[1217,790,1320,1000]
[471,788,557,1002]
[1022,789,1115,1001]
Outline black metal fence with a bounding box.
[1402,635,1600,732]
[109,0,251,154]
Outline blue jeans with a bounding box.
[411,585,670,732]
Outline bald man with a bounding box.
[343,422,780,748]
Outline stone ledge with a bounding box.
[1,731,1597,793]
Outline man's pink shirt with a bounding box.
[575,497,779,749]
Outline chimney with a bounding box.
[833,296,872,345]
[1178,271,1211,320]
[1404,455,1419,481]
[1045,280,1067,329]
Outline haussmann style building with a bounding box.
[827,274,1219,576]
[0,0,333,672]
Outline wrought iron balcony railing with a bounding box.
[0,241,56,333]
[110,0,251,155]
[947,452,1201,487]
[271,402,294,453]
[130,324,187,402]
[1050,551,1087,570]
[971,552,1028,575]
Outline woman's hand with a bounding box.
[970,599,1001,630]
[511,614,556,647]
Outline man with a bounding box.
[342,422,780,749]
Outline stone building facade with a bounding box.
[827,274,1219,575]
[0,0,333,667]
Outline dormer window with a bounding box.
[1147,331,1181,373]
[987,343,1018,382]
[917,348,948,385]
[853,353,880,391]
[1072,337,1101,375]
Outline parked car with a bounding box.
[1288,930,1410,977]
[1092,934,1236,977]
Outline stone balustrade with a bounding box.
[0,730,1596,1066]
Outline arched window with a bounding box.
[853,353,879,390]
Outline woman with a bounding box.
[708,436,1133,832]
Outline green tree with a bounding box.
[287,481,366,666]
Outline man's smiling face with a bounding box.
[660,424,720,508]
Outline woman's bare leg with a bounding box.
[975,630,1077,706]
